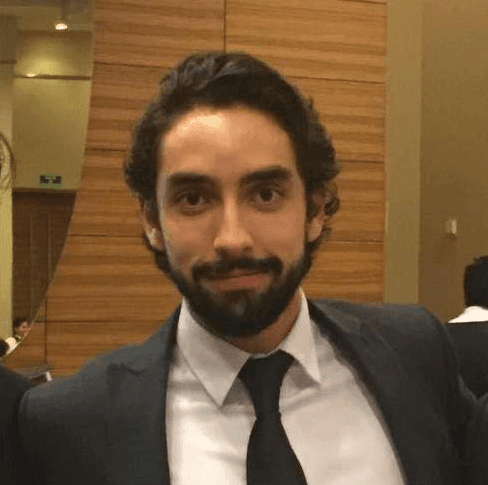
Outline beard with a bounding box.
[152,245,313,340]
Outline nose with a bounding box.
[213,200,253,257]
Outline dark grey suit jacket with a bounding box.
[446,321,488,398]
[17,300,488,485]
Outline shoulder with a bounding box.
[20,316,177,416]
[312,298,443,339]
[310,298,456,386]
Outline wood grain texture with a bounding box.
[341,0,385,4]
[332,161,385,242]
[68,150,140,237]
[292,77,385,162]
[46,235,181,322]
[86,64,163,150]
[226,0,386,82]
[46,320,164,377]
[303,240,383,301]
[93,0,224,67]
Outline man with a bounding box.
[16,52,488,484]
[447,256,488,398]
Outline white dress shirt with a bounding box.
[4,336,18,356]
[449,305,488,323]
[166,290,406,484]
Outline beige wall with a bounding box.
[13,77,91,190]
[386,0,488,321]
[384,0,422,304]
[13,31,93,190]
[0,16,16,338]
[419,0,488,320]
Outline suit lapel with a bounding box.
[103,308,180,485]
[308,300,456,485]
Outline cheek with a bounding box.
[253,211,307,257]
[161,216,213,268]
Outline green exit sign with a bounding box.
[38,174,63,188]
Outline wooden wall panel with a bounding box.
[303,241,383,301]
[332,161,385,242]
[292,78,385,162]
[86,64,163,150]
[94,0,225,67]
[226,0,386,82]
[68,151,140,237]
[47,236,180,322]
[46,321,163,377]
[341,0,385,4]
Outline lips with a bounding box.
[217,271,260,279]
[207,270,262,280]
[203,270,269,291]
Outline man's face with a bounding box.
[16,321,31,338]
[143,105,324,339]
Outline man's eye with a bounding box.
[175,191,207,209]
[255,187,282,204]
[183,192,203,206]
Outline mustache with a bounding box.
[193,257,282,282]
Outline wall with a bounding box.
[384,0,422,304]
[0,16,16,338]
[7,0,387,376]
[13,31,93,191]
[419,0,488,320]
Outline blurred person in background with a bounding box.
[447,256,488,398]
[4,317,32,357]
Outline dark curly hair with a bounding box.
[124,51,340,267]
[464,256,488,308]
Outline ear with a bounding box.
[138,199,165,251]
[306,192,327,243]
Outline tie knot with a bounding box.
[239,350,294,417]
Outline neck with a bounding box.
[226,290,302,354]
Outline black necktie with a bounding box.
[239,350,308,485]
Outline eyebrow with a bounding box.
[165,166,293,190]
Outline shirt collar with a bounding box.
[176,289,321,407]
[449,305,488,323]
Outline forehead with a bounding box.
[158,106,299,185]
